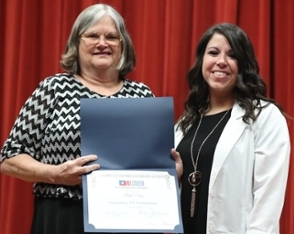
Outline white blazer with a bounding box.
[175,101,291,234]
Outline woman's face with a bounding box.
[78,15,122,75]
[202,33,238,95]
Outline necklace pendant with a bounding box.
[190,186,196,217]
[191,173,196,183]
[188,171,202,187]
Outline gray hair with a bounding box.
[60,4,136,78]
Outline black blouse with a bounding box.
[176,110,231,234]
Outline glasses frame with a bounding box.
[80,31,122,45]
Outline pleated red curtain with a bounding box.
[0,0,293,233]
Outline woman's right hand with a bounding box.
[53,154,100,186]
[1,154,99,186]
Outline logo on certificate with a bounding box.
[119,180,144,186]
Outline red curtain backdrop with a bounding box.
[0,0,293,233]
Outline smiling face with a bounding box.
[78,15,122,76]
[202,33,238,96]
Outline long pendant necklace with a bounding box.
[188,110,229,217]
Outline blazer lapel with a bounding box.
[209,102,247,190]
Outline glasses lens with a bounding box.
[82,32,121,45]
[105,33,121,42]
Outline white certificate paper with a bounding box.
[80,98,183,233]
[87,170,180,231]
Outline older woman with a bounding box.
[0,4,164,234]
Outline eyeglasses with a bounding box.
[80,32,122,45]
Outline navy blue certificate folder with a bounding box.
[80,97,183,233]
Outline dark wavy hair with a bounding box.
[178,23,285,134]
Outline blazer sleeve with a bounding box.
[247,103,291,233]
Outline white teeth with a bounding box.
[214,71,227,76]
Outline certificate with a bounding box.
[86,170,180,231]
[80,97,183,233]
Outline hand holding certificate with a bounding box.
[80,97,183,233]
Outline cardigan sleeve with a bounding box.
[0,77,56,162]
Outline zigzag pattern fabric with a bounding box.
[0,73,154,200]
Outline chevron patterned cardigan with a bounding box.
[0,73,154,200]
